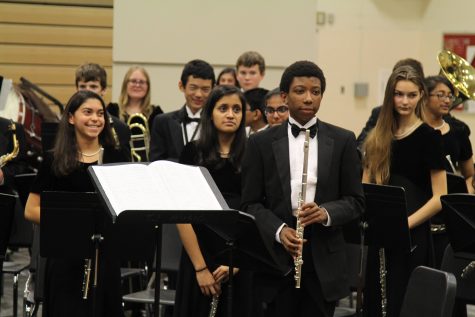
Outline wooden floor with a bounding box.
[1,248,475,317]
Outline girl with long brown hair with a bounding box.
[362,65,447,317]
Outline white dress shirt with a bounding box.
[182,106,201,145]
[275,116,331,243]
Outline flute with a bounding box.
[294,130,310,288]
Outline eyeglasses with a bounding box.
[128,79,148,86]
[430,93,456,102]
[265,106,289,115]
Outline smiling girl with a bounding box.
[24,90,128,317]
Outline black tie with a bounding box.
[184,115,200,124]
[289,122,317,138]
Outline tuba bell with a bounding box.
[127,113,150,162]
[438,50,475,109]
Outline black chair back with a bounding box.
[399,266,457,317]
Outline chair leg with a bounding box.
[13,273,19,317]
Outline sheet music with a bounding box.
[91,161,223,216]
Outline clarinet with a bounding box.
[82,148,104,299]
[294,129,310,288]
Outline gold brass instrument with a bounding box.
[294,129,310,288]
[0,120,20,168]
[108,116,121,150]
[438,50,475,109]
[127,113,150,162]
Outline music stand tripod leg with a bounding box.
[153,225,162,317]
[91,234,103,317]
[226,240,235,317]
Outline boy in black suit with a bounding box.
[149,59,215,161]
[241,61,364,317]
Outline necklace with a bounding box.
[394,119,422,139]
[218,150,230,158]
[433,120,445,130]
[78,148,102,157]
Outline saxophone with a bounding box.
[0,120,20,168]
[294,129,310,288]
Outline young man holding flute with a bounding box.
[241,60,364,317]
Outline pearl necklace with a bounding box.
[433,120,445,130]
[394,120,422,139]
[78,148,102,157]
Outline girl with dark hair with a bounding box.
[24,90,128,317]
[175,85,250,317]
[362,66,447,317]
[423,75,474,192]
[217,67,240,88]
[423,75,474,271]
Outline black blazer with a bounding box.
[241,120,364,301]
[149,106,187,162]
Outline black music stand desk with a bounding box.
[441,194,475,258]
[40,191,108,317]
[88,163,240,317]
[194,211,292,317]
[361,183,413,317]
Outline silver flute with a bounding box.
[208,294,219,317]
[294,129,310,288]
[379,248,387,317]
[82,147,104,299]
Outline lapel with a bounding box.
[172,106,187,149]
[316,120,333,202]
[271,123,292,210]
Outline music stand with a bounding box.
[440,194,475,258]
[40,191,106,317]
[447,173,468,194]
[88,165,240,317]
[361,183,413,317]
[0,192,16,261]
[194,211,292,317]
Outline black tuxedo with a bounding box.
[241,120,364,307]
[150,106,188,161]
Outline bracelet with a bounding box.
[195,266,207,273]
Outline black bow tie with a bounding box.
[289,122,317,138]
[184,115,200,124]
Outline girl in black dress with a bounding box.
[24,90,128,317]
[362,66,447,317]
[423,75,475,270]
[423,75,474,192]
[175,85,249,317]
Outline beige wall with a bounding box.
[112,0,317,110]
[113,0,475,146]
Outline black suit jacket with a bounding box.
[149,106,187,162]
[241,120,364,301]
[0,117,28,192]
